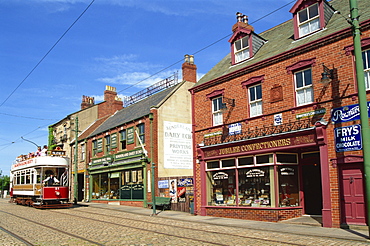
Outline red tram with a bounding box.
[10,151,72,208]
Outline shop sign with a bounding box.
[204,131,222,138]
[246,169,265,177]
[280,167,295,176]
[213,172,228,180]
[178,178,193,187]
[335,124,362,152]
[158,180,169,189]
[228,123,242,135]
[114,149,143,160]
[204,134,315,158]
[296,108,326,120]
[331,102,370,124]
[92,156,112,165]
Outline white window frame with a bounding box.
[363,49,370,90]
[81,143,85,161]
[298,3,320,37]
[249,84,262,117]
[212,97,223,126]
[295,68,313,106]
[234,36,250,63]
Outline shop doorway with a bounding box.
[339,164,366,225]
[302,154,323,215]
[78,173,84,201]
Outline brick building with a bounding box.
[50,86,123,201]
[189,0,370,228]
[85,56,197,211]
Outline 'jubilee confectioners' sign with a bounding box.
[204,134,315,158]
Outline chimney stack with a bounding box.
[99,85,123,118]
[81,95,95,110]
[182,54,197,83]
[232,12,254,32]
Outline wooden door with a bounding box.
[340,166,366,225]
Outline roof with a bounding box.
[89,82,183,137]
[194,0,369,88]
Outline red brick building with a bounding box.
[190,0,370,228]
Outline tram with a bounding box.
[10,148,72,208]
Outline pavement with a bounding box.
[78,201,370,242]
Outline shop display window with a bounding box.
[208,170,236,206]
[239,166,273,207]
[278,165,299,207]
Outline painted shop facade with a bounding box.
[190,0,370,228]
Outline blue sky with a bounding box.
[0,0,296,175]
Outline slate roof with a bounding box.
[89,82,183,137]
[195,0,369,87]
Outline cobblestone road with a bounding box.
[0,199,369,246]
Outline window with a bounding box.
[295,68,313,106]
[120,130,127,150]
[81,143,85,161]
[249,84,262,117]
[212,97,223,126]
[92,140,98,156]
[137,123,145,145]
[105,135,111,154]
[298,3,320,37]
[234,36,250,63]
[362,49,370,90]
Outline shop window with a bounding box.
[295,68,313,106]
[208,170,236,206]
[120,129,127,150]
[120,168,144,200]
[221,159,235,168]
[207,161,220,170]
[278,166,299,207]
[212,97,223,126]
[256,154,273,165]
[276,153,298,164]
[363,49,370,90]
[249,84,262,117]
[239,166,274,207]
[238,156,254,166]
[109,172,120,199]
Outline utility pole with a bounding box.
[349,0,370,235]
[149,113,156,215]
[73,117,79,205]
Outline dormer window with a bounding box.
[290,0,335,39]
[229,12,265,65]
[298,3,320,37]
[234,36,250,63]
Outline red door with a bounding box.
[340,166,367,225]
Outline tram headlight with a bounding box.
[55,191,60,196]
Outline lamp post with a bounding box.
[73,117,79,205]
[349,0,370,234]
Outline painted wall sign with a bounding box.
[335,124,362,152]
[204,131,222,138]
[163,121,193,169]
[228,123,242,135]
[204,134,315,158]
[331,102,370,124]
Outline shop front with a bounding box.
[88,149,146,207]
[197,129,329,223]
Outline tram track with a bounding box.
[49,207,308,245]
[0,225,34,246]
[55,206,370,245]
[0,209,103,245]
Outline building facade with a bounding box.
[86,57,197,212]
[190,0,370,228]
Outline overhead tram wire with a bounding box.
[117,0,296,94]
[0,0,96,109]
